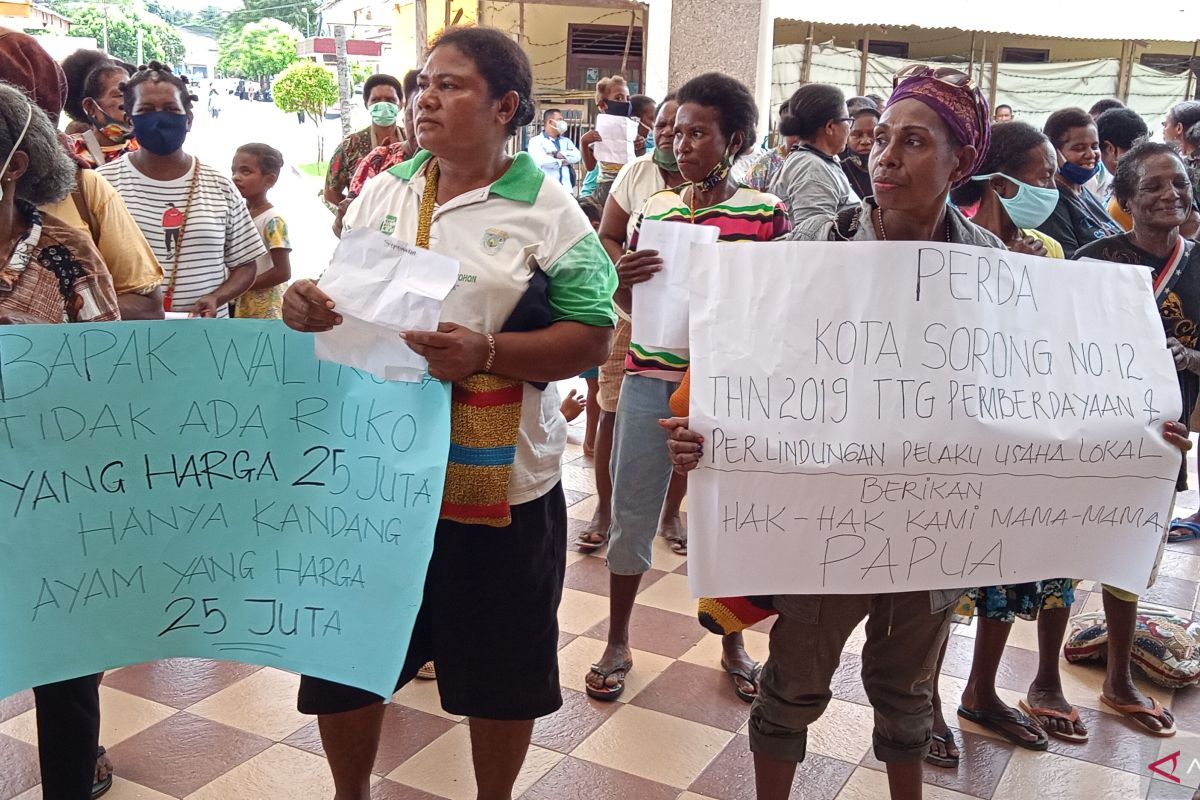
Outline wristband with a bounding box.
[484,333,497,373]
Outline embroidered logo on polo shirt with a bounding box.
[380,214,398,235]
[481,227,509,254]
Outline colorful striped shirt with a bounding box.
[625,185,790,380]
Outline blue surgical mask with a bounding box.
[1058,157,1100,186]
[972,173,1061,229]
[131,111,188,156]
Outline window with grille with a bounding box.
[566,24,644,94]
[1002,47,1050,63]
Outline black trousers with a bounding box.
[32,674,100,800]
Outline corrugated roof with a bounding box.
[770,0,1200,43]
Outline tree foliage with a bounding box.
[64,2,185,66]
[273,61,336,121]
[216,18,297,81]
[226,0,318,37]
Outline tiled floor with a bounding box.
[3,412,1199,800]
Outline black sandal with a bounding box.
[957,705,1048,750]
[721,658,762,703]
[93,745,113,798]
[925,730,960,768]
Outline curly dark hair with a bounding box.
[363,73,402,107]
[61,49,132,124]
[675,72,757,156]
[429,26,534,136]
[1096,107,1148,152]
[779,83,845,141]
[950,121,1049,207]
[1111,140,1189,208]
[1043,107,1093,149]
[1088,98,1124,118]
[120,61,195,114]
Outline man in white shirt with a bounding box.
[527,108,581,187]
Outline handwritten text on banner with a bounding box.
[687,241,1182,598]
[0,320,450,699]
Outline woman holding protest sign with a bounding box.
[281,26,616,800]
[585,72,789,706]
[1071,141,1199,737]
[0,80,121,799]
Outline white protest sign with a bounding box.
[593,114,637,165]
[686,241,1182,598]
[631,220,720,351]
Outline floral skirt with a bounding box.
[954,578,1077,624]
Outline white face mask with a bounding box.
[553,119,569,135]
[0,102,32,205]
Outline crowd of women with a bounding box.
[1,18,1199,800]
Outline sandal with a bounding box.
[416,661,436,680]
[1167,519,1200,543]
[1019,699,1088,743]
[93,746,113,799]
[721,657,762,703]
[669,538,687,555]
[957,705,1049,751]
[925,730,960,769]
[1100,695,1177,737]
[575,530,608,553]
[586,659,632,702]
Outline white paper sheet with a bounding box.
[686,240,1182,598]
[593,114,638,165]
[314,227,459,382]
[630,219,719,351]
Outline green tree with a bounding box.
[65,4,185,66]
[216,18,296,82]
[226,0,317,37]
[273,61,337,159]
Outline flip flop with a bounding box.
[1019,699,1089,743]
[1100,695,1177,737]
[93,746,113,799]
[721,657,762,703]
[925,729,960,768]
[957,705,1049,751]
[575,531,608,553]
[669,538,687,555]
[1167,519,1200,543]
[416,661,436,680]
[586,659,632,702]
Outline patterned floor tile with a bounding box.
[631,661,753,733]
[100,658,263,709]
[861,727,1014,799]
[0,732,40,800]
[991,749,1149,800]
[557,587,616,635]
[571,705,732,788]
[581,604,707,659]
[184,743,335,800]
[104,712,272,797]
[0,692,33,725]
[689,734,856,800]
[636,572,702,618]
[386,725,562,800]
[556,633,675,704]
[282,701,457,776]
[186,668,310,741]
[531,688,620,754]
[520,756,680,800]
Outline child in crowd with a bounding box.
[231,143,292,319]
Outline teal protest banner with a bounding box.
[0,320,450,699]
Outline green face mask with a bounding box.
[652,145,680,173]
[369,101,400,126]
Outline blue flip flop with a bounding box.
[1167,519,1200,543]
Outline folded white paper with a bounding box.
[631,219,719,351]
[593,114,638,165]
[314,227,459,381]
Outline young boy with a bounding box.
[231,143,292,318]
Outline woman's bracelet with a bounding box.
[484,333,497,373]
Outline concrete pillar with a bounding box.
[644,0,774,145]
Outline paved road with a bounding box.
[188,95,370,282]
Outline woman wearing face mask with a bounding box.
[841,106,880,199]
[1073,141,1196,737]
[586,73,789,705]
[579,95,684,555]
[97,62,265,317]
[580,74,630,203]
[61,49,137,167]
[323,72,404,207]
[1037,107,1122,255]
[0,80,122,800]
[916,122,1086,768]
[770,83,858,230]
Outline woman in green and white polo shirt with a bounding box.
[282,25,617,800]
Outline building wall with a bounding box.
[774,20,1198,64]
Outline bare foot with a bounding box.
[1025,682,1088,740]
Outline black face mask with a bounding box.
[603,100,632,117]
